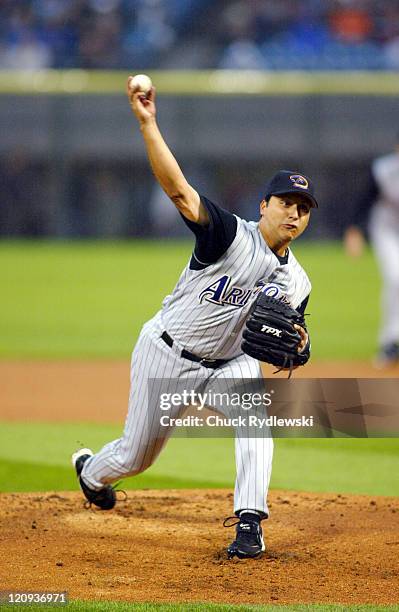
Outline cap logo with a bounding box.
[290,174,308,190]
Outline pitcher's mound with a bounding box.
[0,489,398,605]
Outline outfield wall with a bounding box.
[1,71,399,238]
[2,90,399,160]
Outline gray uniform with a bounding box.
[81,197,311,517]
[369,153,399,347]
[163,214,310,358]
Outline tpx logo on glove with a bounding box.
[261,325,282,337]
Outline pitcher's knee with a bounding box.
[112,436,164,477]
[125,457,155,476]
[116,451,157,477]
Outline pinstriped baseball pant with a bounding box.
[81,312,273,517]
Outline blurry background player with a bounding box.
[344,134,399,367]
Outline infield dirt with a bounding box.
[1,359,398,422]
[1,360,398,605]
[0,489,398,605]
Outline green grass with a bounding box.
[0,422,397,496]
[0,240,186,358]
[296,242,380,360]
[0,603,397,612]
[0,239,380,360]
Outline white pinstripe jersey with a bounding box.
[160,202,311,360]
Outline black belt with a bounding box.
[161,331,228,369]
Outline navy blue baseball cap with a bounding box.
[265,170,318,208]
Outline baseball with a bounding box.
[129,74,152,95]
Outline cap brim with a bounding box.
[268,188,318,208]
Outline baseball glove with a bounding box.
[241,293,310,375]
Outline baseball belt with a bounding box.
[161,331,228,369]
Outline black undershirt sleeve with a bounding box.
[180,195,238,270]
[297,295,309,316]
[297,294,311,355]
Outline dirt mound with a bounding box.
[1,489,398,605]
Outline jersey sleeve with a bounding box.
[180,195,238,270]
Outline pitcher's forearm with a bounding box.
[129,82,204,222]
[140,118,191,200]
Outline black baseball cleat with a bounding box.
[71,448,116,510]
[224,513,265,559]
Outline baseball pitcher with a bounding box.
[72,77,318,559]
